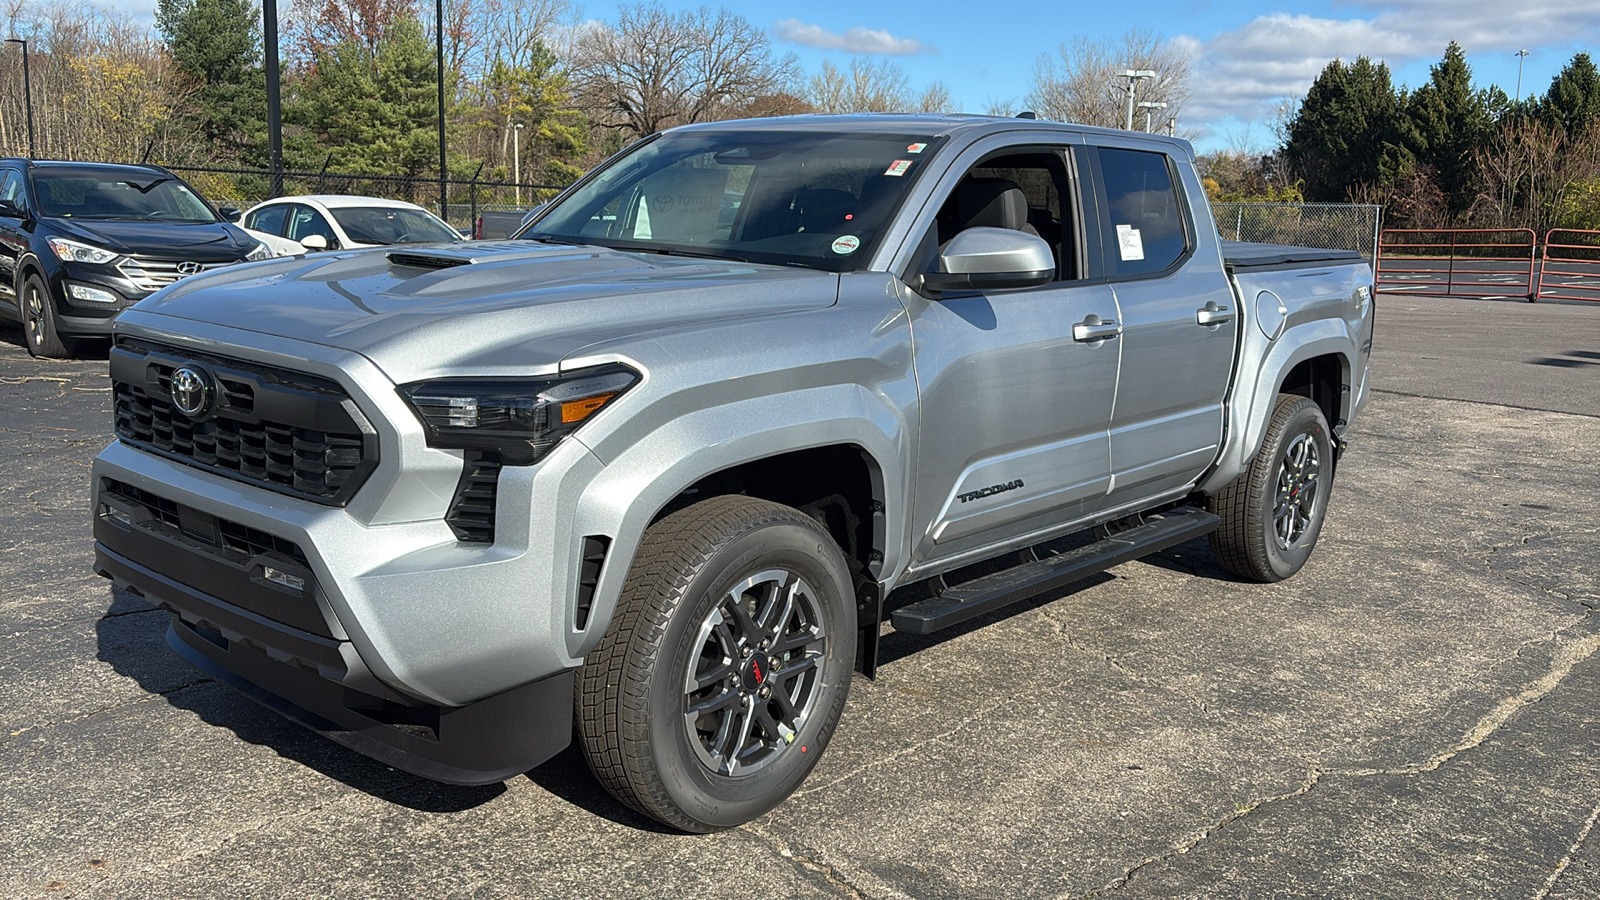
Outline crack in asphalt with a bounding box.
[1,603,162,638]
[1533,792,1600,900]
[744,821,883,900]
[1099,622,1600,896]
[4,680,210,744]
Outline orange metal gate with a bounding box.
[1376,229,1537,299]
[1538,230,1600,302]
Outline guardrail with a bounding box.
[1376,229,1538,300]
[1538,229,1600,302]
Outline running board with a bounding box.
[890,506,1220,635]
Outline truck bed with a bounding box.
[1222,241,1363,271]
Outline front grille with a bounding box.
[111,338,377,506]
[446,452,502,542]
[117,256,236,293]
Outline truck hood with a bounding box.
[133,241,841,379]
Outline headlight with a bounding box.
[245,241,274,262]
[399,365,640,465]
[46,237,119,264]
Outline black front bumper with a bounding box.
[93,494,572,785]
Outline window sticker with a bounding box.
[884,159,914,176]
[1116,224,1145,261]
[907,142,927,154]
[831,235,861,255]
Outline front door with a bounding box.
[905,147,1122,570]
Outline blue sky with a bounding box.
[102,0,1600,153]
[579,0,1600,153]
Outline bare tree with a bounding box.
[568,2,797,138]
[1026,29,1190,131]
[805,58,950,114]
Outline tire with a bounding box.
[21,273,70,359]
[576,495,856,832]
[1208,394,1334,583]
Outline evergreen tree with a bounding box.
[1283,56,1405,201]
[1541,52,1600,136]
[476,43,588,186]
[156,0,265,161]
[1401,42,1491,214]
[299,17,460,186]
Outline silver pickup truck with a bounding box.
[92,115,1374,832]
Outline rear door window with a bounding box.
[1091,147,1188,277]
[246,204,288,236]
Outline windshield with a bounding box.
[526,130,944,272]
[329,206,461,244]
[32,169,219,222]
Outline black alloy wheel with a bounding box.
[21,273,68,359]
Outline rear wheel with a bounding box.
[21,273,70,359]
[1208,394,1334,582]
[576,495,856,832]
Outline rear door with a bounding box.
[1083,142,1237,506]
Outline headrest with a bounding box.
[796,188,856,230]
[954,178,1030,231]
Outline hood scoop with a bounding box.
[387,249,475,270]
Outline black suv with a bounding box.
[0,159,271,357]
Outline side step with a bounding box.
[890,506,1220,635]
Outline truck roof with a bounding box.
[665,113,1195,156]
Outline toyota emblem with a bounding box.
[176,261,203,276]
[169,364,214,419]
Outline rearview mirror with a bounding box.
[920,227,1055,295]
[299,234,330,251]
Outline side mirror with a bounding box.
[298,234,330,251]
[0,198,25,219]
[920,227,1055,295]
[219,207,242,222]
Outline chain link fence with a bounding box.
[1211,202,1383,262]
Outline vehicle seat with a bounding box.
[938,178,1039,245]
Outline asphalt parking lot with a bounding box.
[2,292,1598,899]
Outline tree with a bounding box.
[1401,42,1491,214]
[155,0,264,160]
[298,16,456,184]
[471,43,587,187]
[1283,56,1406,201]
[1541,52,1600,137]
[1026,29,1189,131]
[568,2,798,138]
[806,58,949,114]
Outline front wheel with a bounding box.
[575,495,856,832]
[1208,394,1334,582]
[21,274,70,359]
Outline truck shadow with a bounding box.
[522,746,680,832]
[94,585,505,813]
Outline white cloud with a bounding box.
[772,19,934,56]
[1185,2,1600,126]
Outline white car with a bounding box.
[240,195,462,256]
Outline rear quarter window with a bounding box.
[1094,147,1188,277]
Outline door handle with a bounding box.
[1073,315,1121,343]
[1196,302,1233,327]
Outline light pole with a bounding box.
[1120,69,1156,131]
[1515,49,1529,100]
[512,122,524,206]
[5,38,34,159]
[435,0,447,218]
[1138,101,1168,133]
[263,3,282,197]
